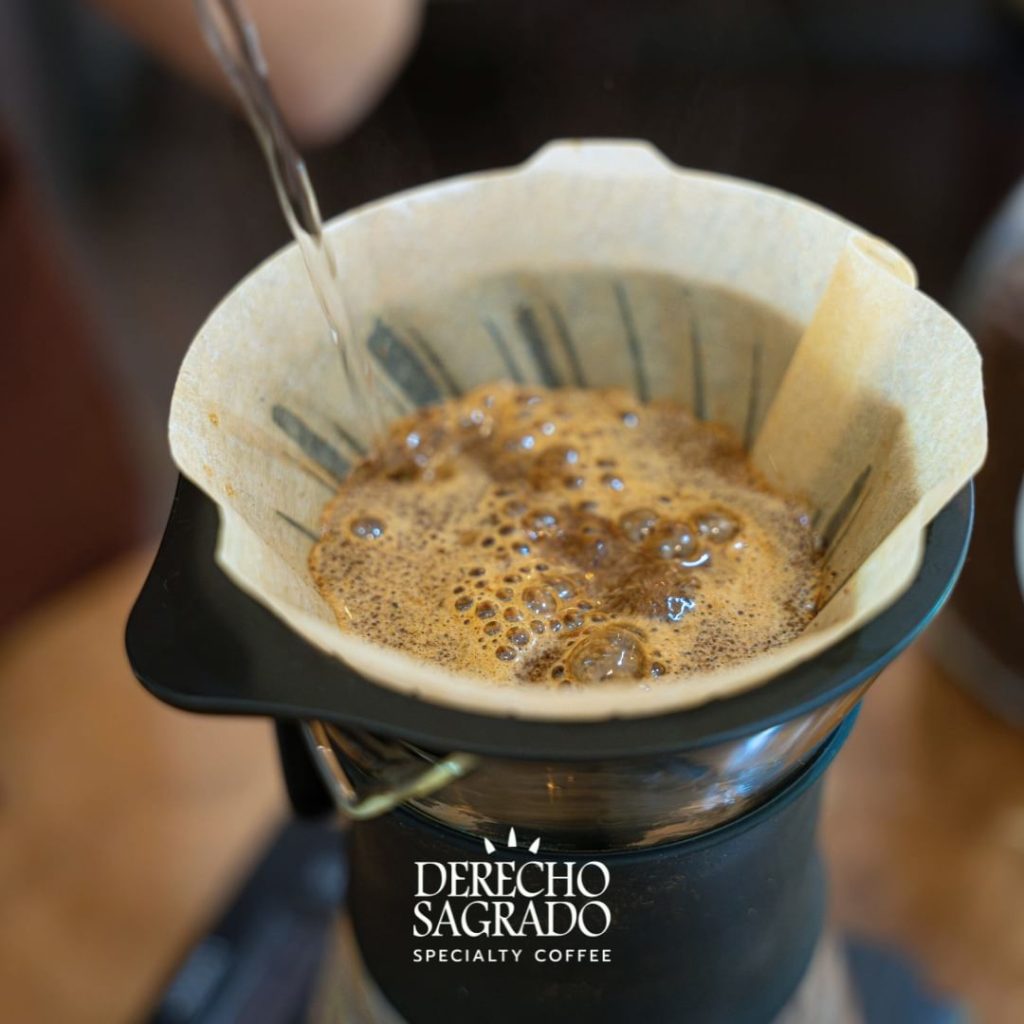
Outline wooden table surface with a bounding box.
[0,550,1021,1023]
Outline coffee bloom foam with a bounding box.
[310,384,822,687]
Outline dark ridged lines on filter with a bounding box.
[482,317,525,384]
[406,325,463,397]
[613,282,650,403]
[276,510,319,542]
[332,421,367,459]
[367,319,444,407]
[743,342,763,451]
[515,305,562,388]
[546,301,586,386]
[817,464,872,557]
[689,305,707,421]
[271,405,351,482]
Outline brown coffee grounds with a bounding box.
[309,383,822,687]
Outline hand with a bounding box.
[90,0,422,144]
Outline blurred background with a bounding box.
[1,1,1023,1022]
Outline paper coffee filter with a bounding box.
[169,140,986,721]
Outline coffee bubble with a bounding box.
[698,511,739,543]
[544,576,576,600]
[619,507,658,543]
[350,516,385,539]
[523,585,558,615]
[507,628,531,647]
[525,510,558,536]
[648,521,699,561]
[539,444,579,470]
[565,625,648,683]
[561,608,585,632]
[552,512,615,570]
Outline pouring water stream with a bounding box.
[194,0,385,440]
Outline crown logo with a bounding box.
[483,827,541,855]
